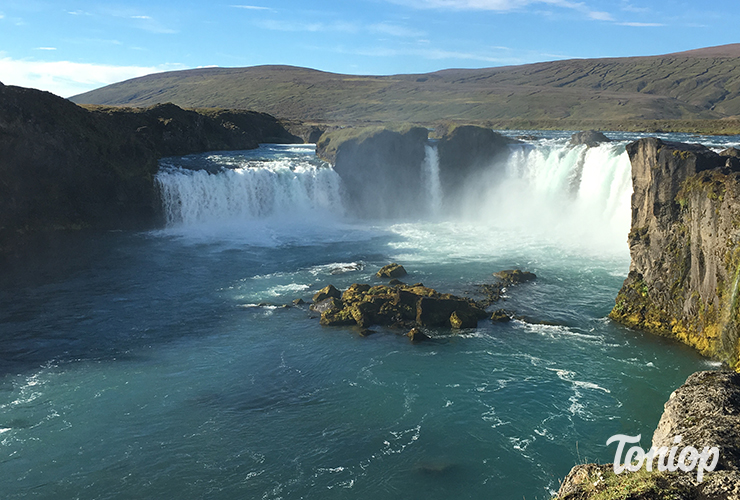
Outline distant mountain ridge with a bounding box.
[71,44,740,124]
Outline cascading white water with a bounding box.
[456,141,633,253]
[421,144,443,215]
[156,159,344,226]
[155,140,633,252]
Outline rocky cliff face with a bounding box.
[0,83,300,248]
[436,125,517,204]
[556,370,740,499]
[315,124,515,218]
[609,138,740,370]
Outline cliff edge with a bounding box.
[609,138,740,370]
[556,370,740,499]
[0,83,300,250]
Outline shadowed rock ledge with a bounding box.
[315,123,518,218]
[0,83,300,251]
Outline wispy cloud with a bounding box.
[386,0,618,23]
[130,14,177,34]
[0,57,183,98]
[336,45,521,64]
[258,18,425,38]
[618,21,664,27]
[258,19,359,33]
[231,5,273,10]
[588,11,613,21]
[620,1,649,14]
[34,47,57,51]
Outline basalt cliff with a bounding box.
[315,124,517,218]
[0,82,299,251]
[609,138,740,370]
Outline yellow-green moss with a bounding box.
[555,467,694,500]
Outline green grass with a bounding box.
[69,51,740,129]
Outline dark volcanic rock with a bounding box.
[312,284,342,303]
[314,282,486,330]
[569,130,612,147]
[407,327,430,342]
[316,125,429,218]
[436,125,516,202]
[490,309,511,322]
[493,269,536,284]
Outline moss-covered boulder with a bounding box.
[313,284,342,303]
[314,282,486,331]
[407,327,430,342]
[493,269,537,285]
[376,263,407,279]
[490,309,512,322]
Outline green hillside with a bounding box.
[71,44,740,126]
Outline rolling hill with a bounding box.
[71,44,740,126]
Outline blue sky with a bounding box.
[0,0,737,97]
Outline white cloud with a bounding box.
[258,19,359,33]
[618,21,664,27]
[588,11,613,21]
[231,5,272,10]
[387,0,618,23]
[0,58,183,98]
[35,47,57,51]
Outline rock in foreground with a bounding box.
[315,282,487,330]
[376,263,408,279]
[556,370,740,500]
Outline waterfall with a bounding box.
[156,154,345,227]
[154,140,633,252]
[421,144,442,216]
[457,141,633,252]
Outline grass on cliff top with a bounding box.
[556,467,694,500]
[316,122,425,160]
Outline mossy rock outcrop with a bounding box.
[376,263,408,279]
[316,282,487,330]
[610,138,740,370]
[493,269,537,285]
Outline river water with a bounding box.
[1,132,735,499]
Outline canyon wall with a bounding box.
[609,138,740,370]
